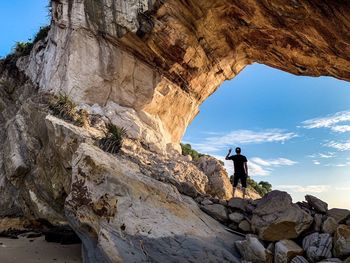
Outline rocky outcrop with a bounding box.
[200,204,229,222]
[302,232,333,262]
[291,256,309,263]
[274,240,303,263]
[251,191,313,241]
[333,224,350,258]
[328,209,350,224]
[16,0,350,153]
[2,0,350,262]
[322,217,338,235]
[306,195,328,213]
[196,156,233,199]
[66,143,241,262]
[235,235,273,263]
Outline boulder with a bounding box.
[176,181,201,198]
[238,220,252,232]
[228,223,238,231]
[345,256,350,263]
[196,156,233,199]
[322,217,338,235]
[291,256,309,263]
[346,218,350,226]
[229,212,245,224]
[0,217,32,234]
[228,198,249,211]
[235,234,273,263]
[251,191,313,241]
[313,214,324,232]
[267,243,275,254]
[333,224,350,258]
[65,143,242,262]
[275,240,303,263]
[201,204,228,222]
[201,199,213,205]
[327,208,350,224]
[302,232,332,262]
[246,204,256,213]
[305,195,328,213]
[319,259,342,262]
[250,199,261,206]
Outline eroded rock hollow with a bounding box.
[1,0,350,262]
[23,0,350,153]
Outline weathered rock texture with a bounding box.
[275,239,303,263]
[197,156,233,199]
[19,0,350,152]
[66,143,241,262]
[303,232,333,262]
[333,224,350,258]
[235,234,273,263]
[251,191,313,241]
[2,0,350,262]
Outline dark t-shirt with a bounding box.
[227,154,247,175]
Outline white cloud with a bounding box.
[307,152,335,159]
[301,111,350,129]
[313,160,321,165]
[335,164,348,167]
[276,185,330,193]
[215,155,296,177]
[248,161,272,176]
[214,155,272,177]
[335,186,350,191]
[251,157,297,167]
[324,161,350,167]
[319,153,335,158]
[331,125,350,133]
[324,140,350,151]
[187,129,298,153]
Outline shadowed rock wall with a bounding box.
[20,0,350,153]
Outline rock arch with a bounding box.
[23,0,350,153]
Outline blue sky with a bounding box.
[0,0,49,57]
[184,65,350,209]
[1,1,349,209]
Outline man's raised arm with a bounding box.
[225,148,232,160]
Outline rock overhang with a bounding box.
[22,0,350,153]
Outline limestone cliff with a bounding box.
[1,0,350,262]
[19,0,350,153]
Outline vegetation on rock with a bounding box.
[48,93,88,127]
[3,25,50,61]
[32,26,50,44]
[99,122,127,154]
[181,143,272,196]
[247,178,272,197]
[180,143,205,161]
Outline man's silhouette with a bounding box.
[225,147,248,199]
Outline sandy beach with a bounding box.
[0,236,82,263]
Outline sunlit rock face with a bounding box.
[21,0,350,153]
[2,1,350,262]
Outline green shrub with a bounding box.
[99,123,127,154]
[9,25,50,58]
[49,93,77,122]
[48,93,91,127]
[180,143,204,161]
[14,42,34,56]
[247,177,272,197]
[33,26,50,44]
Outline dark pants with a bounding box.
[233,173,247,188]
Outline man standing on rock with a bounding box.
[225,147,248,199]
